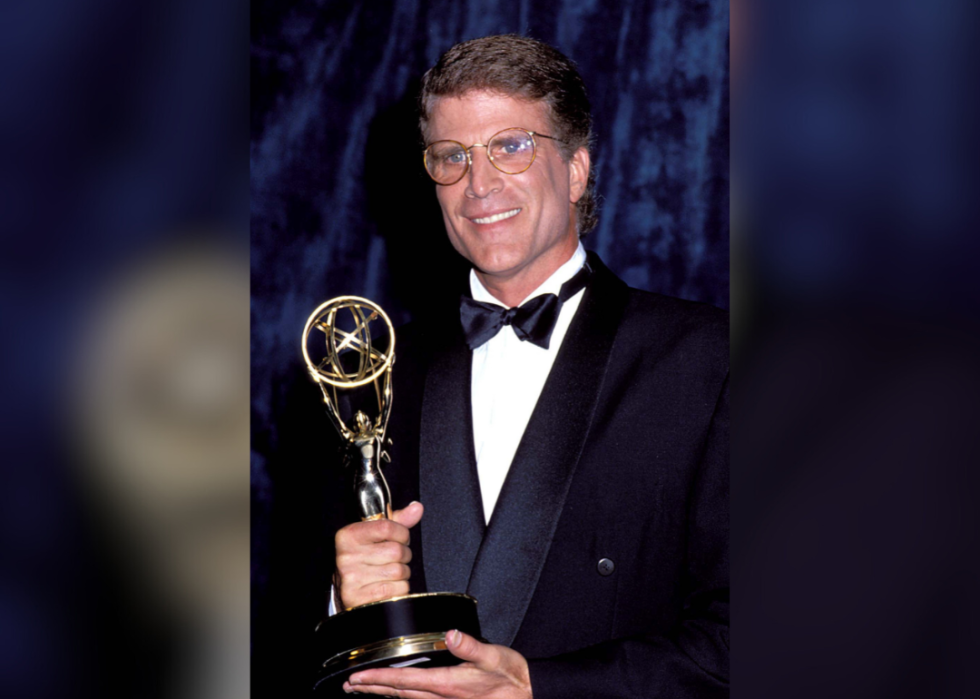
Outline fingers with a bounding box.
[344,680,441,699]
[345,641,531,698]
[334,569,408,609]
[346,667,459,697]
[351,579,411,606]
[445,630,490,666]
[392,500,424,529]
[337,501,423,548]
[341,561,411,584]
[335,557,412,608]
[334,502,423,609]
[339,518,410,547]
[339,541,412,567]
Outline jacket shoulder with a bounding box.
[620,289,729,358]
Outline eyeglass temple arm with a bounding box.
[530,132,563,143]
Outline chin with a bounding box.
[471,248,527,277]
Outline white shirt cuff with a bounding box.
[328,584,343,616]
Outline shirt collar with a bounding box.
[469,242,587,306]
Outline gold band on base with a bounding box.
[322,631,449,674]
[313,592,482,693]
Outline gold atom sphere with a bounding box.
[301,296,395,388]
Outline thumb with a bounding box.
[392,500,424,529]
[445,629,488,666]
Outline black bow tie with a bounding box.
[460,263,592,350]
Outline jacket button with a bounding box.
[597,558,615,576]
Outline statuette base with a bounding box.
[313,593,481,696]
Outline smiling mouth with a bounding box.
[471,208,521,225]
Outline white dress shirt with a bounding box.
[470,243,588,522]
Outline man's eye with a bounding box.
[441,150,466,165]
[494,137,528,155]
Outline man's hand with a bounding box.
[343,629,532,699]
[334,501,423,609]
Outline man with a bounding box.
[332,35,728,698]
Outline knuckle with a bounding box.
[486,653,502,674]
[338,522,371,547]
[334,528,353,550]
[383,541,404,560]
[377,520,397,540]
[386,521,409,543]
[356,521,378,539]
[336,572,358,593]
[386,581,409,599]
[335,557,365,583]
[382,563,409,581]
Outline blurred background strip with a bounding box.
[0,1,247,698]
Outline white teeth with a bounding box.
[472,208,521,224]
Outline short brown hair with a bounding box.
[419,34,598,236]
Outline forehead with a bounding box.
[426,90,551,142]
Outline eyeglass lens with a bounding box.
[425,129,536,184]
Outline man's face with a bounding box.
[427,90,589,293]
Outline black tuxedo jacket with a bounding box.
[375,252,729,698]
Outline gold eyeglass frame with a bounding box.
[422,127,563,186]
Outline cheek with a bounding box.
[434,192,468,253]
[435,188,450,214]
[434,192,454,227]
[436,189,463,224]
[537,162,569,207]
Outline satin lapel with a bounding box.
[419,334,486,595]
[466,253,630,645]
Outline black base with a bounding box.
[313,592,482,696]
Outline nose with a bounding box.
[465,148,504,199]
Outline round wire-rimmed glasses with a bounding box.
[423,127,563,185]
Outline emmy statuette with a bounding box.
[302,297,482,696]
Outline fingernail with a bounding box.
[447,629,460,647]
[343,681,352,693]
[349,675,361,685]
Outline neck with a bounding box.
[476,272,546,308]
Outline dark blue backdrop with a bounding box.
[250,1,728,692]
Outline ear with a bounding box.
[567,146,590,204]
